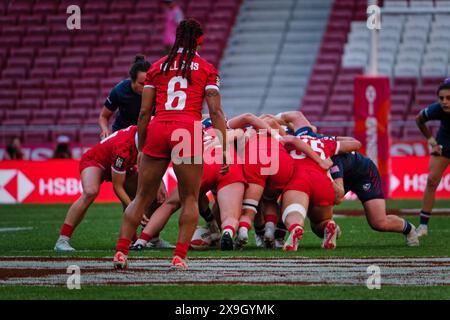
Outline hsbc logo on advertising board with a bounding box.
[0,169,84,203]
[0,170,35,204]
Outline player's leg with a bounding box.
[171,161,203,268]
[260,197,280,249]
[217,182,246,250]
[261,188,282,248]
[281,190,309,251]
[236,183,264,248]
[253,209,266,248]
[114,155,169,268]
[198,192,220,242]
[308,205,340,249]
[131,186,181,250]
[55,166,103,251]
[364,199,419,246]
[418,155,450,236]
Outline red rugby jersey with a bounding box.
[144,50,220,122]
[84,126,138,174]
[288,136,339,171]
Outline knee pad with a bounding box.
[282,204,306,224]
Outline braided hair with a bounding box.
[160,19,204,84]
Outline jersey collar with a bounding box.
[177,48,200,56]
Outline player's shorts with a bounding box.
[201,161,247,193]
[243,139,294,190]
[79,155,137,183]
[284,167,335,207]
[79,153,107,179]
[347,160,384,203]
[142,119,203,159]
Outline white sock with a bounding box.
[265,222,275,236]
[238,227,248,239]
[135,239,148,246]
[58,235,70,242]
[223,228,234,237]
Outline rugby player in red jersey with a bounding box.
[113,19,228,269]
[54,126,140,251]
[131,126,247,251]
[281,134,361,251]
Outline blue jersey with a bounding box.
[331,152,384,202]
[104,79,142,132]
[421,102,450,149]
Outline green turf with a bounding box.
[0,285,449,300]
[0,201,449,299]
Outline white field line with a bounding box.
[1,257,449,286]
[0,227,33,233]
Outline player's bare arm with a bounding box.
[258,114,288,136]
[281,135,333,170]
[227,113,274,133]
[416,111,442,156]
[279,111,314,131]
[205,88,229,174]
[332,178,345,205]
[98,106,114,139]
[137,86,156,152]
[337,139,362,154]
[111,171,132,207]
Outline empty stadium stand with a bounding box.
[0,0,240,145]
[220,0,333,117]
[302,0,448,139]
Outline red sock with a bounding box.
[223,225,236,237]
[239,221,251,231]
[265,214,278,225]
[289,224,301,233]
[174,242,190,259]
[139,231,152,242]
[116,238,131,255]
[60,223,74,238]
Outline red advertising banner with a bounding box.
[354,76,391,197]
[1,158,449,203]
[0,160,178,204]
[390,157,450,199]
[0,140,431,160]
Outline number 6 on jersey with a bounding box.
[165,76,187,110]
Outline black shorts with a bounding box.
[346,160,384,203]
[441,146,450,159]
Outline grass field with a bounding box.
[0,200,449,300]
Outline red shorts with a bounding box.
[284,167,335,207]
[201,162,247,193]
[142,120,203,159]
[243,144,294,190]
[79,155,137,183]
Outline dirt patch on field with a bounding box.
[0,257,449,287]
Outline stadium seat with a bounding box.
[38,47,64,58]
[43,99,68,110]
[34,57,59,69]
[69,98,96,110]
[0,128,23,145]
[51,128,79,143]
[48,88,72,100]
[29,68,55,79]
[24,129,51,144]
[33,1,59,14]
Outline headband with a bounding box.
[196,34,205,46]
